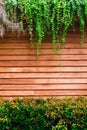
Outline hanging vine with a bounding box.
[3,0,87,53]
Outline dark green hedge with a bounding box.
[0,97,87,130]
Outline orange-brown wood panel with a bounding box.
[0,49,87,55]
[0,55,87,61]
[0,90,87,97]
[0,42,87,49]
[0,84,87,90]
[0,72,87,78]
[0,61,87,67]
[0,31,87,98]
[0,67,87,72]
[0,78,87,84]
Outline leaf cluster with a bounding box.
[4,0,87,53]
[0,97,87,130]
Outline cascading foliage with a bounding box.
[4,0,87,54]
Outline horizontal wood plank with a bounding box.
[0,55,87,61]
[0,38,84,43]
[0,72,87,78]
[0,43,87,49]
[0,84,87,90]
[0,90,87,96]
[0,67,87,72]
[0,61,87,67]
[0,49,87,55]
[0,78,87,84]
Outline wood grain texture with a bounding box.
[0,84,87,90]
[0,72,87,78]
[0,49,87,55]
[0,55,87,61]
[0,61,87,67]
[0,42,87,49]
[0,90,87,96]
[0,31,87,98]
[0,67,87,72]
[0,78,87,84]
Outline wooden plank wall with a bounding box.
[0,31,87,99]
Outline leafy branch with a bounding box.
[4,0,87,53]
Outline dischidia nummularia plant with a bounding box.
[3,0,87,54]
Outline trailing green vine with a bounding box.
[4,0,87,54]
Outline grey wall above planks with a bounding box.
[0,31,87,99]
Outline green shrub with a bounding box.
[0,97,87,130]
